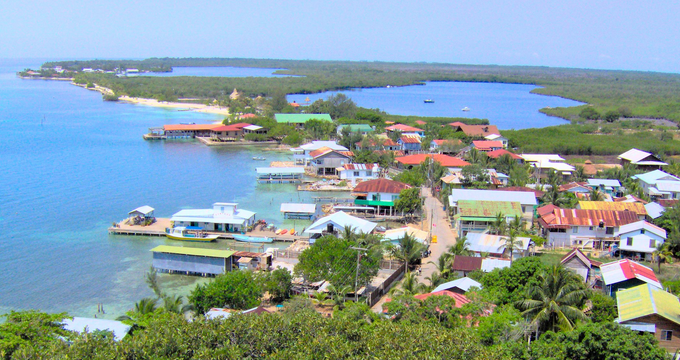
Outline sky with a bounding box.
[2,0,679,73]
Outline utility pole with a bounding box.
[350,246,368,302]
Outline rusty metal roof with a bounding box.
[353,178,411,194]
[457,200,523,218]
[578,201,647,216]
[540,208,639,227]
[451,256,483,272]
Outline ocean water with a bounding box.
[0,60,335,319]
[288,81,584,129]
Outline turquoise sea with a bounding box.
[0,60,333,319]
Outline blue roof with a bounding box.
[633,170,680,185]
[62,317,131,341]
[587,179,621,187]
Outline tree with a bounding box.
[447,236,472,256]
[653,242,673,273]
[466,148,489,166]
[516,266,587,333]
[587,291,617,323]
[499,230,523,264]
[579,107,600,120]
[270,90,289,112]
[428,253,454,279]
[588,188,604,201]
[603,110,619,123]
[262,267,293,303]
[490,213,508,235]
[189,270,263,314]
[461,163,490,188]
[394,187,422,218]
[389,233,427,271]
[387,129,402,143]
[0,311,70,358]
[542,181,569,207]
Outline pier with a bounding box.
[108,218,307,243]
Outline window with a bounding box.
[572,226,579,234]
[627,237,633,246]
[589,226,594,230]
[606,227,614,235]
[641,229,646,234]
[662,330,673,341]
[650,239,656,248]
[353,171,360,177]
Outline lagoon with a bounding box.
[288,81,584,130]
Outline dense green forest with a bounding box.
[37,58,680,123]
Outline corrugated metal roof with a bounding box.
[457,200,523,218]
[62,318,131,341]
[385,124,424,132]
[305,211,377,235]
[633,170,680,185]
[399,135,421,144]
[586,179,621,187]
[481,258,512,272]
[578,201,647,216]
[486,149,523,160]
[616,220,666,238]
[353,178,410,194]
[645,202,665,219]
[129,205,154,215]
[466,232,531,254]
[540,208,639,227]
[448,123,500,137]
[472,140,503,150]
[600,259,661,288]
[164,124,221,131]
[450,189,537,206]
[256,167,305,174]
[280,203,316,214]
[275,113,332,123]
[619,148,652,162]
[560,248,602,268]
[616,284,680,326]
[432,278,482,293]
[451,256,483,271]
[414,291,471,307]
[150,245,236,259]
[299,141,348,151]
[341,163,379,171]
[396,154,470,167]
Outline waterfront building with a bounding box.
[256,167,305,183]
[209,122,252,140]
[352,178,411,215]
[170,202,256,233]
[292,141,348,165]
[274,113,332,129]
[280,203,321,220]
[150,245,236,276]
[336,163,380,185]
[309,147,352,176]
[128,206,155,219]
[304,211,377,239]
[619,148,667,170]
[163,124,221,138]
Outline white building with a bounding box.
[171,202,256,233]
[448,188,537,222]
[619,148,667,170]
[304,211,377,240]
[521,154,575,181]
[632,170,680,200]
[336,163,380,185]
[484,133,508,148]
[615,221,667,261]
[291,141,349,165]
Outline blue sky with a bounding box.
[2,0,679,73]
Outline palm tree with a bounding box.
[589,188,604,201]
[542,182,568,207]
[117,297,158,321]
[509,215,524,233]
[466,148,489,166]
[653,243,674,273]
[573,166,586,182]
[428,253,453,279]
[162,294,194,314]
[424,271,447,290]
[499,230,523,264]
[325,284,352,309]
[490,213,508,235]
[389,271,427,296]
[390,233,427,272]
[546,169,562,186]
[446,236,471,257]
[516,266,588,333]
[341,225,358,242]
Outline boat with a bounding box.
[275,229,283,235]
[424,99,434,103]
[232,234,273,243]
[165,226,219,242]
[462,107,471,111]
[252,156,266,161]
[290,229,295,235]
[280,229,288,235]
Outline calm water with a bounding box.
[141,66,297,77]
[288,82,584,129]
[0,60,335,319]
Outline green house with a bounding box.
[275,114,332,128]
[454,200,523,237]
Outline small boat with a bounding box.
[424,99,434,103]
[252,156,266,161]
[166,226,219,242]
[232,234,273,243]
[280,229,288,235]
[275,229,283,235]
[290,229,295,235]
[462,107,471,112]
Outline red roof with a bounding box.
[212,123,252,132]
[239,113,258,119]
[537,204,560,217]
[658,199,679,208]
[164,124,221,131]
[600,259,661,288]
[415,120,427,125]
[451,256,483,272]
[396,154,470,167]
[472,140,503,151]
[486,149,522,160]
[414,291,471,307]
[538,207,639,228]
[559,182,592,192]
[385,124,424,132]
[399,135,421,144]
[448,123,500,137]
[495,186,545,198]
[353,178,410,194]
[341,163,378,170]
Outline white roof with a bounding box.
[129,205,154,215]
[256,167,305,174]
[586,179,621,188]
[280,203,317,214]
[484,133,505,140]
[244,125,263,131]
[449,189,537,207]
[632,170,680,185]
[619,148,652,163]
[383,226,429,243]
[481,258,512,272]
[535,160,575,172]
[299,141,348,152]
[466,232,531,254]
[171,207,255,225]
[645,202,666,219]
[432,277,482,293]
[615,220,667,239]
[521,154,566,162]
[305,211,377,235]
[62,317,131,341]
[656,181,680,192]
[600,260,662,288]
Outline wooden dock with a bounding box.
[108,218,307,243]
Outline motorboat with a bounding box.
[165,226,219,242]
[462,107,471,111]
[232,234,273,243]
[424,99,434,103]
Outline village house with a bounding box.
[616,284,680,353]
[170,202,256,233]
[382,226,429,246]
[586,179,622,196]
[440,168,508,188]
[645,202,666,220]
[430,139,463,153]
[601,259,662,297]
[451,256,511,277]
[243,124,267,135]
[355,138,401,151]
[560,248,602,288]
[493,186,545,199]
[465,232,532,260]
[151,245,236,276]
[618,148,668,171]
[274,113,332,129]
[447,122,500,138]
[304,211,377,240]
[576,201,647,220]
[471,140,503,152]
[209,122,252,140]
[632,170,680,200]
[292,141,349,165]
[454,200,524,236]
[432,277,483,294]
[352,178,411,215]
[163,124,222,138]
[337,124,374,136]
[396,154,470,171]
[484,133,508,148]
[448,188,537,224]
[309,147,353,176]
[537,205,639,249]
[485,149,524,163]
[615,221,667,261]
[336,163,381,185]
[385,124,425,137]
[280,203,322,221]
[521,154,575,181]
[559,182,592,195]
[398,134,422,153]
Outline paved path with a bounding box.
[418,187,458,282]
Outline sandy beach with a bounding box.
[118,96,231,116]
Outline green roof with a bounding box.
[459,217,496,222]
[275,114,332,123]
[150,245,236,259]
[340,124,374,132]
[457,200,522,218]
[355,199,395,207]
[617,284,680,326]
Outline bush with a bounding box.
[189,270,263,314]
